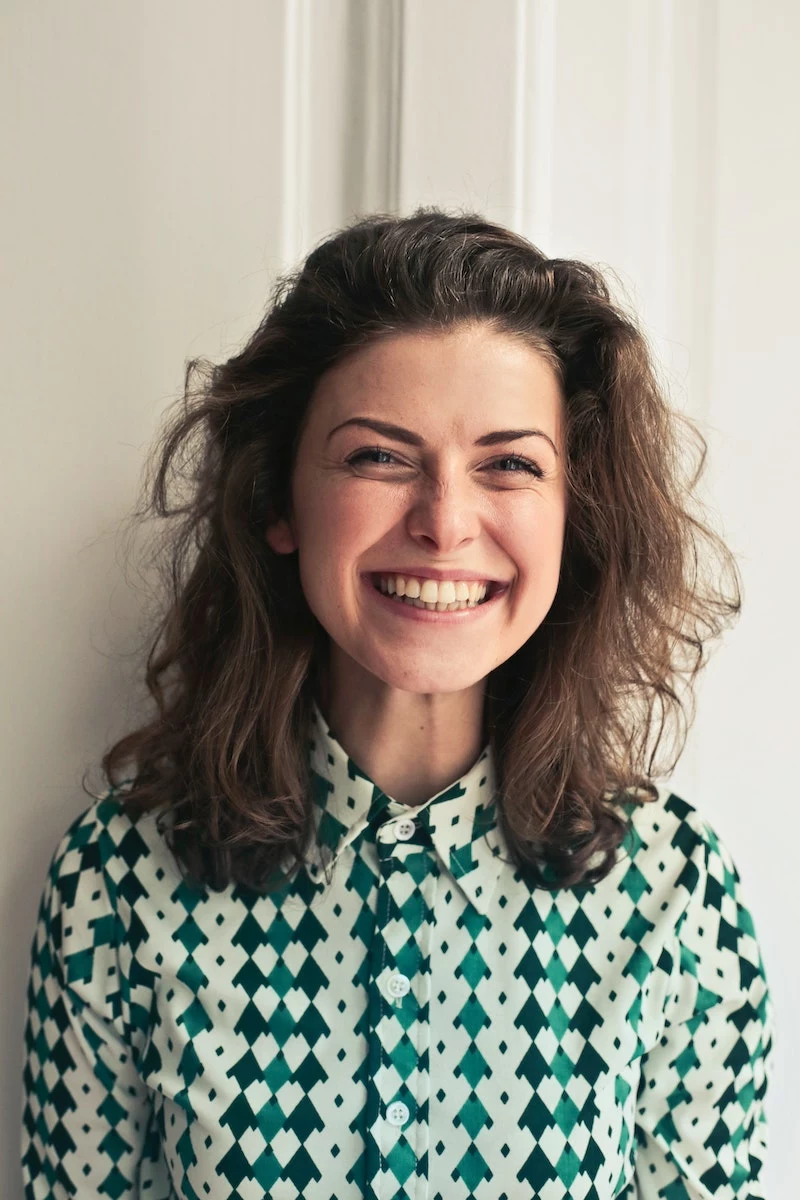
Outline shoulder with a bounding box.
[617,783,743,900]
[44,785,182,910]
[616,784,765,975]
[616,785,772,1046]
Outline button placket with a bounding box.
[380,845,436,1195]
[366,807,438,1193]
[382,822,416,1007]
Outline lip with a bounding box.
[363,573,508,623]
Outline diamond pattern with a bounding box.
[20,701,774,1198]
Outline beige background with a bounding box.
[3,1,797,1195]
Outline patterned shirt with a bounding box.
[21,699,774,1199]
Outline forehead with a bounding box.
[311,325,563,436]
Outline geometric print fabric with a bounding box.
[21,698,774,1198]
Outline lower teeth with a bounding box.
[384,590,483,611]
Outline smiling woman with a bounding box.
[21,209,773,1199]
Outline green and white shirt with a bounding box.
[21,699,773,1199]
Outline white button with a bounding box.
[387,1101,410,1127]
[395,818,416,840]
[387,972,410,998]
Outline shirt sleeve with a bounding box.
[20,800,160,1198]
[631,814,775,1199]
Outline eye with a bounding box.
[347,447,545,478]
[492,455,545,478]
[348,447,397,468]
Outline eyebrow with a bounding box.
[326,417,559,457]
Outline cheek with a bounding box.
[315,489,391,545]
[513,522,567,604]
[295,489,381,572]
[516,506,567,560]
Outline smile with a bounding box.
[362,573,509,623]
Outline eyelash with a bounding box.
[347,446,545,479]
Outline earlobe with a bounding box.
[265,518,297,555]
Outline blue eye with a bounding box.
[347,447,545,479]
[491,455,545,478]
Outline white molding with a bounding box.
[651,0,676,345]
[360,0,405,214]
[281,0,313,266]
[621,0,676,344]
[514,0,557,249]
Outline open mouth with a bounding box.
[367,574,507,610]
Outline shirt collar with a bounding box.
[305,698,509,916]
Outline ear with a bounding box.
[265,517,297,555]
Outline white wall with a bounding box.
[3,1,796,1194]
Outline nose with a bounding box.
[404,476,484,553]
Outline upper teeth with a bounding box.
[376,574,489,603]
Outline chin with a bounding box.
[356,656,492,696]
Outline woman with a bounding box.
[21,209,774,1199]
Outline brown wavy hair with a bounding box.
[90,207,741,893]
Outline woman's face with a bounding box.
[266,322,568,701]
